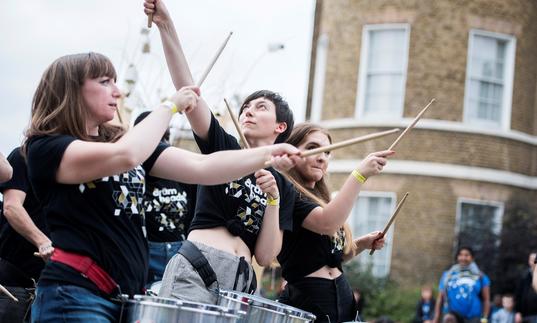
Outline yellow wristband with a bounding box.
[351,169,367,184]
[267,195,279,206]
[161,100,179,114]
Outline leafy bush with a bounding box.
[344,262,421,323]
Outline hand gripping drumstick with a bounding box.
[197,32,233,87]
[370,192,409,255]
[387,98,436,151]
[0,283,18,302]
[264,128,400,167]
[224,98,250,149]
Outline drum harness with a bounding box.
[178,240,257,298]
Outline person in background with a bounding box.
[414,285,436,323]
[490,294,503,320]
[0,147,52,322]
[491,294,517,323]
[133,112,197,288]
[515,252,537,323]
[433,246,491,323]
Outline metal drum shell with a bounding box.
[217,290,316,323]
[125,295,242,323]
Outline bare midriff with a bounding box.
[188,227,252,263]
[305,265,342,280]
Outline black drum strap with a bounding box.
[178,241,218,288]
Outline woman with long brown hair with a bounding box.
[278,123,392,322]
[24,52,299,322]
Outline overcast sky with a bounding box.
[0,0,315,154]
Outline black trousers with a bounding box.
[279,274,356,323]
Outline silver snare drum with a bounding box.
[217,290,316,323]
[125,295,242,323]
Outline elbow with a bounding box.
[316,222,339,236]
[116,145,140,170]
[255,255,274,267]
[0,167,12,182]
[3,202,19,222]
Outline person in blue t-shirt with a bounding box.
[434,246,491,323]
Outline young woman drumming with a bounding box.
[25,52,299,322]
[278,123,392,323]
[144,0,299,304]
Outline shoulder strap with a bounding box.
[177,241,218,288]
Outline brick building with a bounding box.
[306,0,537,285]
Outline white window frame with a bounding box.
[463,29,516,130]
[310,33,329,122]
[454,198,504,253]
[355,24,411,120]
[348,191,396,277]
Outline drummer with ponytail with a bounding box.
[278,123,392,323]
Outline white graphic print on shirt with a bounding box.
[224,176,267,234]
[78,166,146,234]
[146,187,189,238]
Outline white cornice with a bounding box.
[317,118,537,146]
[328,159,537,190]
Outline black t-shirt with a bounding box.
[0,147,48,280]
[144,172,196,242]
[27,135,167,296]
[189,114,295,253]
[278,194,346,284]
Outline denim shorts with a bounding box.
[147,240,183,287]
[31,281,121,323]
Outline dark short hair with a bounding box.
[238,90,294,144]
[456,246,474,258]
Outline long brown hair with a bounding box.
[285,123,357,258]
[25,52,125,147]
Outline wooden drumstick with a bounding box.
[197,32,233,87]
[0,283,18,302]
[224,98,250,149]
[370,192,409,255]
[302,128,400,158]
[148,14,153,28]
[264,128,400,167]
[387,98,435,151]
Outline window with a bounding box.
[349,192,396,277]
[356,24,410,119]
[464,30,516,129]
[456,199,503,275]
[311,33,329,122]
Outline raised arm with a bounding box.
[302,150,394,235]
[149,144,299,186]
[0,152,12,182]
[56,87,199,184]
[2,189,53,261]
[144,0,213,140]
